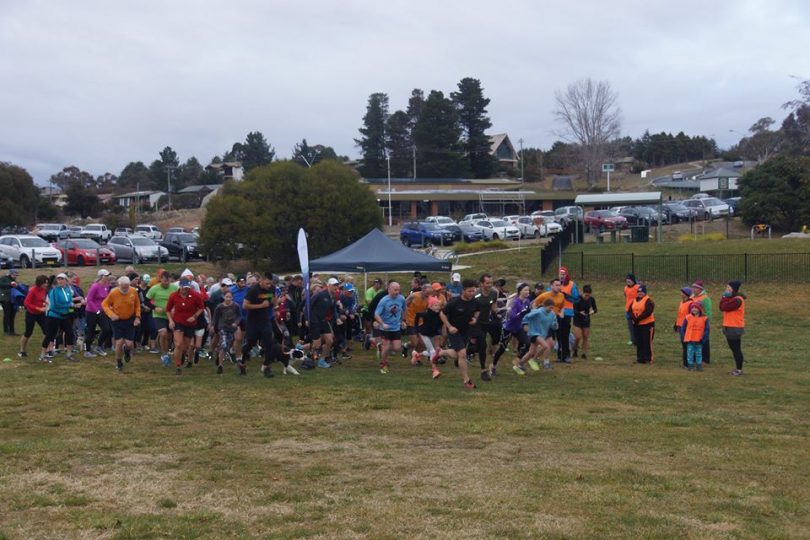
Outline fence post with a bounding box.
[631,253,635,275]
[685,254,689,283]
[744,253,748,282]
[580,251,584,279]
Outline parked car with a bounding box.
[80,223,111,243]
[457,223,484,242]
[399,222,455,247]
[0,235,62,268]
[52,239,116,266]
[530,210,562,223]
[107,235,168,263]
[515,216,562,238]
[501,215,522,226]
[618,207,662,226]
[472,219,520,241]
[682,197,730,220]
[671,171,684,180]
[660,202,696,224]
[135,224,163,240]
[166,227,186,234]
[438,224,463,242]
[458,213,488,226]
[723,197,741,216]
[114,227,134,236]
[554,206,584,225]
[161,232,203,261]
[68,225,84,238]
[584,210,628,232]
[424,216,458,228]
[34,223,70,242]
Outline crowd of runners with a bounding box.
[0,264,747,386]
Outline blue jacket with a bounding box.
[230,285,249,321]
[522,306,558,338]
[47,286,74,319]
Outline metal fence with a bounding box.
[557,252,810,283]
[540,222,582,275]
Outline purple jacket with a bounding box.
[503,296,532,333]
[86,281,110,314]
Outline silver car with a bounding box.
[107,235,168,263]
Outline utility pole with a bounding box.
[166,165,175,211]
[412,145,416,180]
[136,180,140,219]
[518,138,525,182]
[387,155,392,227]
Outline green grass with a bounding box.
[2,247,810,537]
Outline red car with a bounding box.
[584,210,628,232]
[52,239,117,266]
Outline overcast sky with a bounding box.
[1,0,808,185]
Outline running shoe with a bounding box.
[176,367,182,376]
[490,366,497,378]
[380,364,389,374]
[261,365,274,378]
[283,365,300,376]
[116,359,123,371]
[430,349,441,364]
[216,365,223,375]
[39,355,52,364]
[84,350,97,358]
[411,350,421,366]
[184,361,193,369]
[401,345,408,358]
[46,350,56,358]
[562,357,572,364]
[161,354,171,367]
[238,363,247,376]
[431,367,441,379]
[66,353,78,362]
[543,360,552,370]
[581,353,587,360]
[94,346,108,357]
[528,359,540,371]
[480,370,491,382]
[149,347,160,354]
[17,351,27,358]
[200,349,209,359]
[317,358,331,369]
[696,365,704,372]
[463,380,476,389]
[340,352,352,361]
[513,364,525,376]
[627,340,633,346]
[729,369,743,376]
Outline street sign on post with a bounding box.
[602,163,615,191]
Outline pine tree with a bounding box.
[412,90,466,178]
[452,77,495,178]
[385,111,412,177]
[355,93,389,177]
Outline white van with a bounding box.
[135,224,163,240]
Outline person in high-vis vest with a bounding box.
[630,284,655,364]
[690,280,712,364]
[674,287,692,368]
[557,267,579,363]
[681,302,709,372]
[719,280,746,376]
[623,274,640,346]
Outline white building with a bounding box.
[205,161,244,181]
[112,190,166,209]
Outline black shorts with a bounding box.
[487,322,502,343]
[195,315,208,331]
[309,320,333,340]
[111,319,136,341]
[372,327,382,337]
[405,325,419,336]
[573,318,590,329]
[381,330,402,341]
[173,323,196,338]
[24,311,47,338]
[546,328,556,339]
[154,318,169,332]
[238,320,246,331]
[531,335,548,344]
[448,332,467,351]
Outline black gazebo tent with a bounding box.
[309,228,452,273]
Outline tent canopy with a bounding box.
[309,228,452,273]
[574,192,662,206]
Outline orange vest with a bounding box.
[675,299,690,327]
[624,284,639,311]
[560,281,575,311]
[722,297,745,328]
[405,294,429,326]
[683,314,707,343]
[631,295,655,325]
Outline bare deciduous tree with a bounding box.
[553,78,622,186]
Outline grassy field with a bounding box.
[2,248,810,538]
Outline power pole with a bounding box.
[412,145,416,180]
[165,165,175,211]
[518,138,525,182]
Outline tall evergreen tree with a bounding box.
[385,110,412,177]
[355,92,389,177]
[451,77,496,178]
[412,90,466,178]
[292,139,339,167]
[226,131,275,171]
[177,156,204,188]
[118,161,152,192]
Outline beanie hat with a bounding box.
[637,284,647,294]
[689,301,704,315]
[428,296,440,308]
[728,280,742,294]
[691,280,704,290]
[626,273,637,284]
[680,287,692,297]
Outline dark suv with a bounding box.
[399,222,455,247]
[161,232,202,261]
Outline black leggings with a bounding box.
[2,300,16,334]
[557,316,572,360]
[24,311,47,338]
[85,311,112,350]
[467,328,488,370]
[726,336,744,370]
[43,316,73,349]
[492,328,530,366]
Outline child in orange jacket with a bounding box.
[681,302,709,372]
[674,287,692,368]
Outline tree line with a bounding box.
[355,77,497,179]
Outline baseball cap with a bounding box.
[222,278,234,286]
[179,278,192,288]
[451,272,461,282]
[327,277,339,286]
[56,273,68,280]
[431,282,442,292]
[342,283,355,291]
[97,269,110,277]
